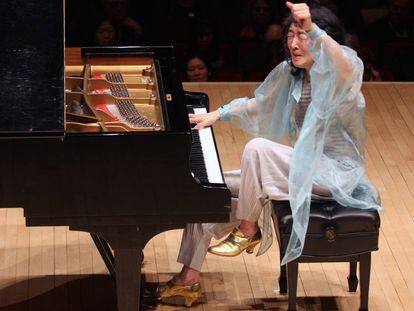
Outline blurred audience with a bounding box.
[168,0,209,19]
[239,0,278,40]
[365,0,414,40]
[65,0,414,81]
[188,21,227,72]
[101,0,144,44]
[239,23,284,76]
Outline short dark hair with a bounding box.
[185,53,210,70]
[283,4,345,76]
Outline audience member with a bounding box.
[65,0,413,81]
[365,0,414,40]
[161,0,211,43]
[359,48,382,81]
[239,0,278,40]
[186,55,210,82]
[168,0,209,19]
[95,19,117,46]
[101,0,144,44]
[344,32,361,50]
[188,20,229,73]
[239,23,284,77]
[315,0,338,14]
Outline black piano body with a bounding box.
[0,1,231,310]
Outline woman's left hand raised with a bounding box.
[286,2,313,32]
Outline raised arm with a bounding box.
[286,1,360,84]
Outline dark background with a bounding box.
[65,0,414,82]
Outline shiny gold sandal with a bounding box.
[157,280,201,307]
[208,227,261,257]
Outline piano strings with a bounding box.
[65,59,164,132]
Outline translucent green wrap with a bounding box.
[219,24,382,265]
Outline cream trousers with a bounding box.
[177,138,331,271]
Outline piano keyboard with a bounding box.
[190,107,224,184]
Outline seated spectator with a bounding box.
[344,32,361,50]
[315,0,339,14]
[101,0,144,44]
[160,0,210,43]
[95,19,117,46]
[365,0,414,40]
[239,23,284,77]
[239,0,278,40]
[359,48,382,81]
[186,55,210,82]
[168,0,209,19]
[188,20,229,73]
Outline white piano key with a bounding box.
[193,108,224,184]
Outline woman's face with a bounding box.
[252,0,271,27]
[287,23,314,72]
[197,31,214,50]
[186,57,209,82]
[95,20,116,46]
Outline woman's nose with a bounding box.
[290,40,299,50]
[291,36,301,47]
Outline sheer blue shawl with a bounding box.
[219,25,382,264]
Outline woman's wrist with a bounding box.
[307,23,323,40]
[218,105,232,121]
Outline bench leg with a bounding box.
[359,253,371,311]
[348,261,358,292]
[287,259,299,311]
[279,264,287,294]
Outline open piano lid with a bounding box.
[0,0,64,136]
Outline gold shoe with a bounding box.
[157,280,201,307]
[208,228,262,257]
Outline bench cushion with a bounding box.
[272,200,380,257]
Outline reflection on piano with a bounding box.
[0,3,231,308]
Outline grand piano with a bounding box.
[0,1,231,310]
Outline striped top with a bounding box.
[289,79,312,144]
[295,79,312,129]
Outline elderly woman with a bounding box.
[157,2,382,307]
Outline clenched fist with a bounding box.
[286,2,313,32]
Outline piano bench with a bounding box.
[271,200,380,311]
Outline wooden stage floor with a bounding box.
[0,82,413,310]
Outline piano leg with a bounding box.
[90,233,116,279]
[72,224,182,311]
[115,248,142,311]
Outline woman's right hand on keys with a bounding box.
[188,110,220,130]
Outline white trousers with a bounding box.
[177,138,331,271]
